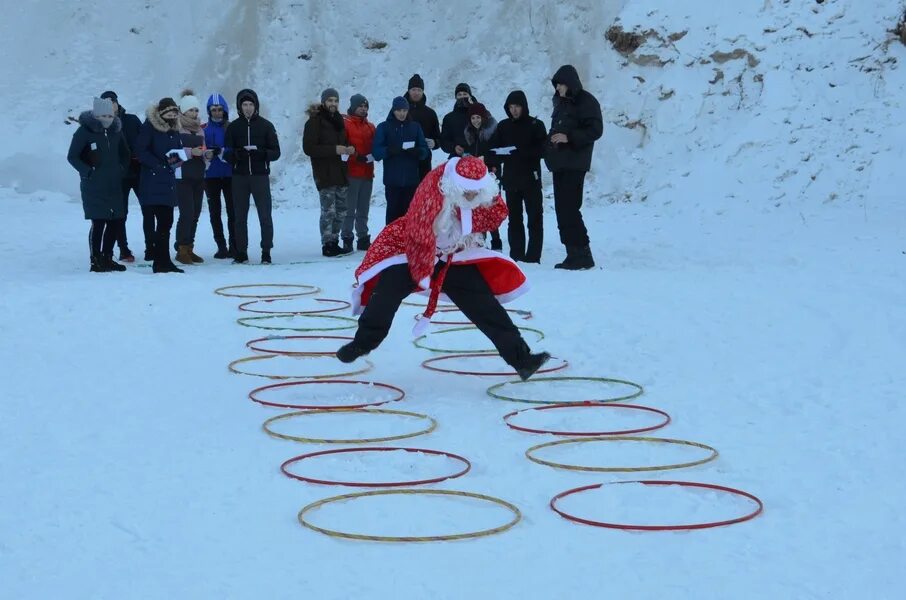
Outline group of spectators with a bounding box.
[66,64,602,273]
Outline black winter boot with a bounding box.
[214,244,231,259]
[336,342,370,363]
[90,255,109,273]
[322,242,340,258]
[341,237,354,254]
[261,250,272,264]
[153,261,184,274]
[102,253,127,272]
[516,352,551,381]
[232,252,249,264]
[144,247,154,262]
[356,235,371,251]
[336,240,354,256]
[556,245,594,270]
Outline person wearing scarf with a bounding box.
[173,89,208,265]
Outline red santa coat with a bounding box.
[351,161,529,322]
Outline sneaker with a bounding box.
[119,248,136,263]
[232,252,249,264]
[516,352,551,381]
[261,250,272,265]
[336,342,369,363]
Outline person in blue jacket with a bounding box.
[371,96,429,224]
[134,97,186,274]
[203,93,234,259]
[100,90,142,262]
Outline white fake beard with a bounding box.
[433,173,498,250]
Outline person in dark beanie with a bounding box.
[67,97,131,272]
[463,102,502,251]
[488,90,548,263]
[341,93,376,252]
[224,88,280,264]
[134,97,185,273]
[440,83,477,159]
[403,74,441,182]
[371,96,429,224]
[100,90,141,262]
[303,88,355,257]
[544,65,603,270]
[173,89,207,266]
[203,93,234,259]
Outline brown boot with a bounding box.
[176,245,194,265]
[189,244,204,263]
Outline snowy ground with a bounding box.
[1,189,904,599]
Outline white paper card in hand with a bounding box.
[402,141,415,150]
[492,146,517,155]
[366,154,375,163]
[341,154,349,162]
[244,145,257,151]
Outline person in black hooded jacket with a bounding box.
[488,90,548,263]
[403,74,441,182]
[440,83,478,159]
[544,65,603,270]
[100,90,142,262]
[224,88,280,264]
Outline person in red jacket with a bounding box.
[342,94,376,251]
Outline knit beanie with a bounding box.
[467,102,487,119]
[179,89,201,113]
[408,74,425,91]
[392,96,410,111]
[92,97,114,117]
[158,97,178,115]
[100,90,118,102]
[321,88,339,103]
[348,93,368,113]
[454,82,472,97]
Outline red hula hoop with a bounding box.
[246,334,354,356]
[425,307,534,326]
[503,402,672,436]
[421,353,569,377]
[281,446,472,487]
[249,379,405,409]
[238,297,352,315]
[550,480,764,531]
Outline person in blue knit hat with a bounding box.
[371,96,430,223]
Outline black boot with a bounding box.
[233,251,249,264]
[90,255,109,273]
[556,245,595,270]
[356,235,371,251]
[102,253,127,272]
[214,243,231,259]
[341,237,354,254]
[336,342,370,363]
[336,240,354,256]
[322,242,340,258]
[144,247,154,262]
[516,352,551,381]
[153,261,184,274]
[261,250,272,264]
[153,235,184,273]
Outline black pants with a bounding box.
[117,176,139,251]
[385,185,417,224]
[141,206,156,251]
[175,179,205,246]
[504,180,544,262]
[144,205,175,266]
[233,175,274,251]
[205,177,235,251]
[89,218,124,258]
[353,262,531,368]
[552,170,590,247]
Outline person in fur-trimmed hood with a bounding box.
[134,97,187,273]
[303,88,355,257]
[462,102,502,252]
[67,97,131,272]
[335,156,551,381]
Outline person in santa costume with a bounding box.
[336,156,551,381]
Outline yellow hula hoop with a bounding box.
[262,408,437,444]
[237,314,358,332]
[525,436,719,473]
[297,489,522,542]
[214,284,321,298]
[486,376,645,405]
[228,355,373,380]
[414,325,545,354]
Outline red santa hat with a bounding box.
[444,156,495,191]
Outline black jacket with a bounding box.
[488,91,548,188]
[302,104,349,190]
[117,106,143,178]
[544,65,603,173]
[404,91,441,152]
[440,96,479,158]
[224,88,281,176]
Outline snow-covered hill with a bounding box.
[2,0,904,208]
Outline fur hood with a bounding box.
[464,116,498,145]
[146,104,180,133]
[306,103,344,130]
[78,111,122,134]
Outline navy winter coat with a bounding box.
[372,112,429,188]
[67,111,130,220]
[135,106,182,207]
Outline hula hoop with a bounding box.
[249,379,405,410]
[503,402,671,436]
[297,489,521,542]
[246,334,353,356]
[237,314,357,332]
[487,376,645,405]
[229,355,372,380]
[214,284,320,298]
[424,307,534,325]
[281,447,471,487]
[421,353,568,377]
[550,480,764,531]
[238,298,352,315]
[262,408,438,444]
[414,325,545,354]
[525,436,719,472]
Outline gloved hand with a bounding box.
[405,147,421,158]
[387,144,402,156]
[210,146,222,158]
[234,148,250,161]
[355,154,369,163]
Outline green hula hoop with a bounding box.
[414,325,545,354]
[524,436,719,473]
[487,376,644,405]
[238,314,358,332]
[263,408,437,444]
[229,355,373,380]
